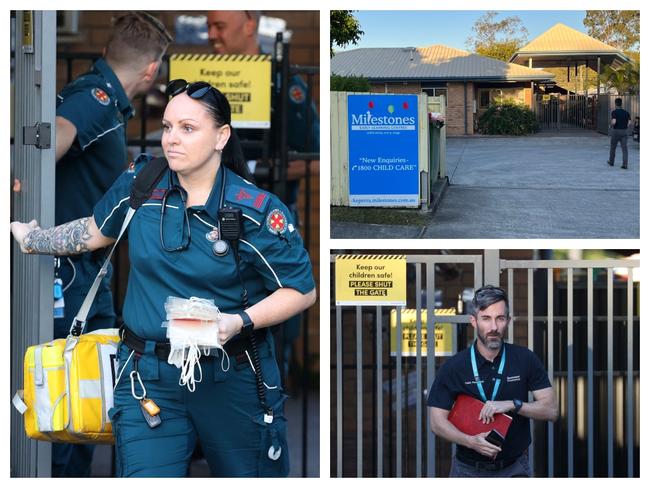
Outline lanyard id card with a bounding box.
[470,342,506,402]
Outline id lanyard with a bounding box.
[470,341,506,402]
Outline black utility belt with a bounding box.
[456,451,520,471]
[119,324,265,362]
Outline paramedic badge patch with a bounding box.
[266,209,287,235]
[91,88,111,106]
[289,84,305,104]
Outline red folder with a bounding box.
[447,394,512,438]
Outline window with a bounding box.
[479,89,491,109]
[422,88,447,105]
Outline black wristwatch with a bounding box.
[238,310,254,338]
[513,398,523,413]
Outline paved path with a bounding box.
[332,134,639,239]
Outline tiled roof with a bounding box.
[332,44,555,81]
[516,23,622,54]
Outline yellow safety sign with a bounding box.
[169,54,271,129]
[22,11,34,53]
[335,255,406,306]
[390,308,456,357]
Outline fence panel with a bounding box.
[501,259,640,478]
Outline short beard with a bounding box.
[478,330,503,350]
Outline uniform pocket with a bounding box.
[108,407,125,476]
[137,343,160,381]
[213,349,230,383]
[253,394,290,477]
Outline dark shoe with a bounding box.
[607,161,614,166]
[622,165,628,169]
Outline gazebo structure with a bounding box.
[509,23,632,131]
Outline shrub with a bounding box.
[478,99,539,135]
[331,75,371,92]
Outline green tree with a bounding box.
[583,11,640,51]
[330,10,364,57]
[601,61,640,94]
[466,11,528,62]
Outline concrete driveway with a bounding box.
[422,133,639,238]
[331,133,639,239]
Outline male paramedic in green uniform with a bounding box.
[52,12,171,477]
[206,10,319,379]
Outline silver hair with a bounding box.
[471,285,510,318]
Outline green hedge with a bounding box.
[331,75,371,92]
[478,100,539,135]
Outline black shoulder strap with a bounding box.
[129,157,169,210]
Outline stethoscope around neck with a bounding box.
[159,164,229,257]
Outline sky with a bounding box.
[339,11,589,52]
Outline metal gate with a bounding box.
[597,94,640,135]
[331,251,640,477]
[535,94,597,130]
[332,253,484,477]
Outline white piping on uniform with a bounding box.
[142,203,179,209]
[99,196,130,231]
[239,239,283,288]
[243,213,261,226]
[192,213,216,228]
[81,122,124,150]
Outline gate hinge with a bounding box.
[23,122,51,149]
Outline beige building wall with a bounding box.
[370,82,422,94]
[447,82,475,135]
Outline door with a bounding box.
[11,10,57,477]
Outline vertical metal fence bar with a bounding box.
[527,268,535,475]
[376,305,383,477]
[396,307,403,477]
[547,270,554,477]
[426,264,436,477]
[336,305,343,477]
[415,265,422,477]
[626,269,634,477]
[507,268,514,344]
[587,268,595,478]
[473,259,482,342]
[607,269,614,477]
[567,268,574,477]
[356,306,363,477]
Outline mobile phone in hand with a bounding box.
[485,429,505,447]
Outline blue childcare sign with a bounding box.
[347,94,419,207]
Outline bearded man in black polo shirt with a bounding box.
[427,285,558,477]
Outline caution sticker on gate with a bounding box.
[169,54,271,129]
[335,255,406,306]
[390,308,456,357]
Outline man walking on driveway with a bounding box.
[608,97,631,169]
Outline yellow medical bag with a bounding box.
[13,159,169,444]
[14,329,121,444]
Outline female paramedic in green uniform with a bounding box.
[11,79,316,477]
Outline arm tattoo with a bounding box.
[23,217,92,255]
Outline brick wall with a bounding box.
[446,82,474,136]
[57,11,319,132]
[370,82,422,94]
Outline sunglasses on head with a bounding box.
[166,79,216,100]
